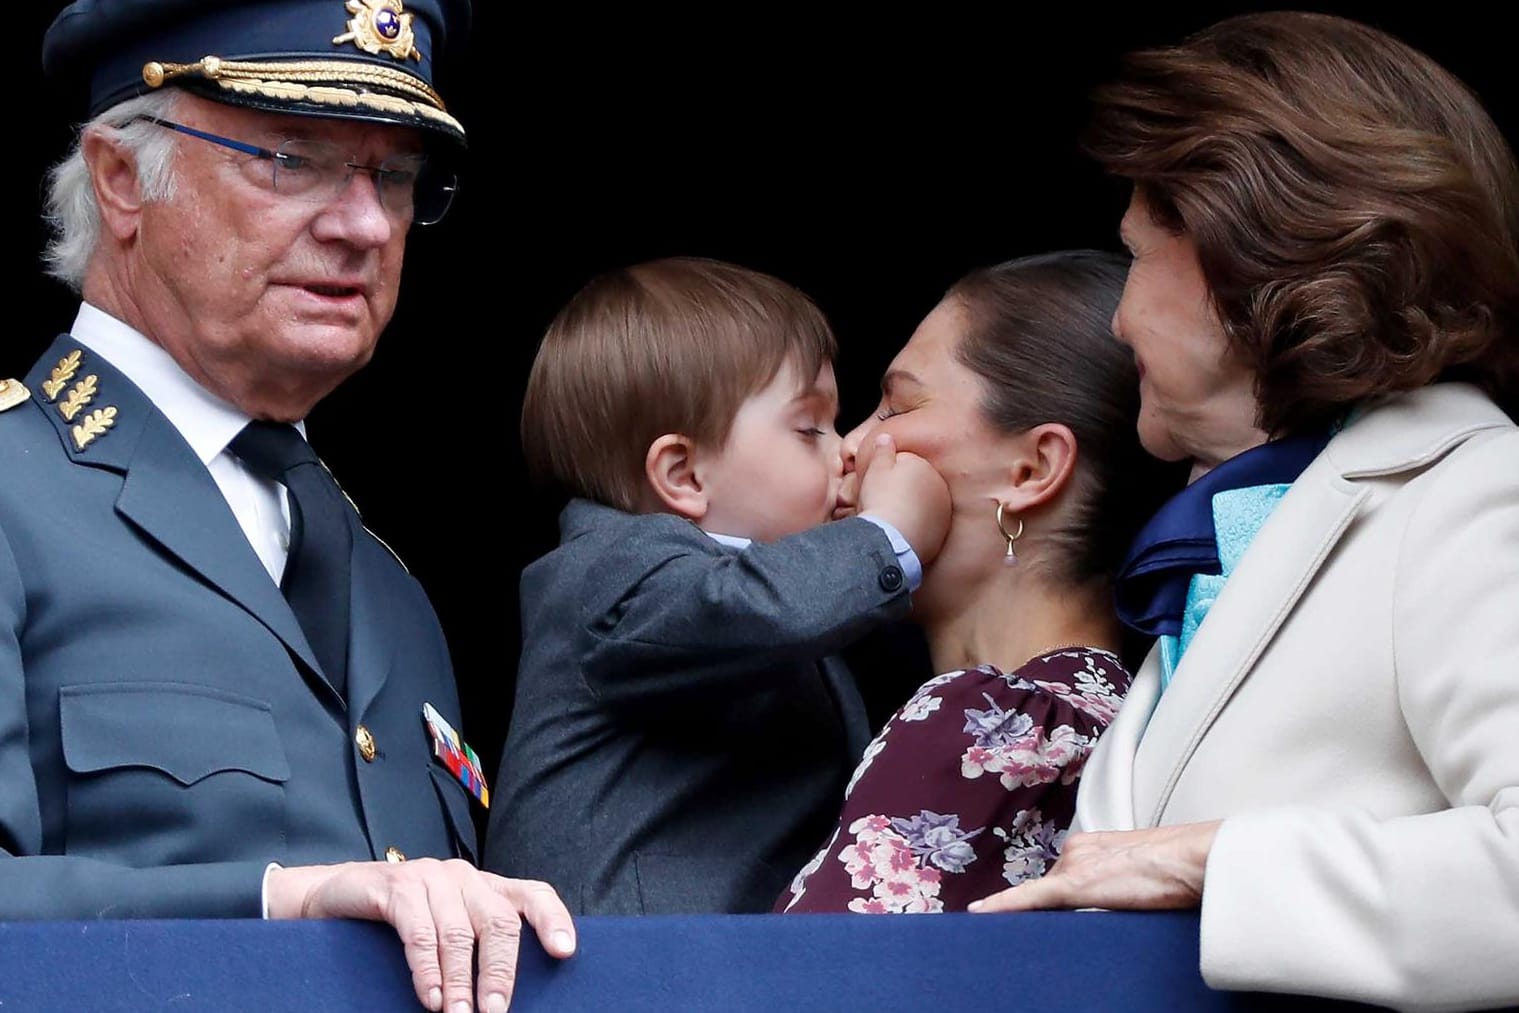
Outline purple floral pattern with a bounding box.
[838,814,947,913]
[777,648,1131,913]
[994,807,1066,883]
[899,694,943,722]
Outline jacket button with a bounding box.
[879,565,904,592]
[385,846,407,863]
[355,725,377,762]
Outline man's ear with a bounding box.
[81,124,148,243]
[995,423,1079,513]
[644,433,707,520]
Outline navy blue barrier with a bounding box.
[0,912,1381,1012]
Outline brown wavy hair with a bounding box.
[1084,11,1519,434]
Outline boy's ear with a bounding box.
[645,434,707,520]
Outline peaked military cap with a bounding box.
[42,0,470,148]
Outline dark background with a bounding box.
[15,5,1515,836]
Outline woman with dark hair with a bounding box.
[777,251,1184,913]
[971,12,1519,1011]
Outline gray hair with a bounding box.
[43,90,183,291]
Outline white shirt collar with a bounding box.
[706,531,752,550]
[70,302,304,461]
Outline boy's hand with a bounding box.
[856,433,952,566]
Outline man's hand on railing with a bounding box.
[266,858,576,1013]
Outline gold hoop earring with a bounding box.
[995,500,1023,566]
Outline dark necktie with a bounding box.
[230,421,353,698]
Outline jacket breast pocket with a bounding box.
[60,682,291,867]
[428,766,480,864]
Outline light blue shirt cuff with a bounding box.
[858,515,924,591]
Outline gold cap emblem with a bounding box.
[333,1,421,62]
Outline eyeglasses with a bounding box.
[130,115,458,226]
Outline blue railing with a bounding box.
[0,911,1380,1011]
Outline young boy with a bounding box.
[484,257,950,914]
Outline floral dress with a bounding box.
[775,648,1131,914]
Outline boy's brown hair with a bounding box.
[522,257,837,511]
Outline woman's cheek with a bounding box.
[852,426,883,474]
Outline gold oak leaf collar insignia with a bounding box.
[41,350,119,451]
[41,350,82,401]
[59,376,99,422]
[72,407,118,451]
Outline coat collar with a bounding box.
[1097,383,1513,827]
[1324,383,1513,479]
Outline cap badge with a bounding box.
[333,0,422,62]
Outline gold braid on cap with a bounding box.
[141,56,462,136]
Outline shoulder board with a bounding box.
[0,379,31,412]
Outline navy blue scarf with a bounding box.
[1113,432,1332,639]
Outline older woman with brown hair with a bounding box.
[970,12,1519,1012]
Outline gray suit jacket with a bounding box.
[484,498,910,913]
[0,336,477,918]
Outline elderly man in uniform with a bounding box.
[1,2,574,1010]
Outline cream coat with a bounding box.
[1076,383,1519,1012]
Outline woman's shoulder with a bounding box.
[911,646,1131,688]
[893,648,1132,731]
[1324,383,1515,480]
[1009,647,1133,692]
